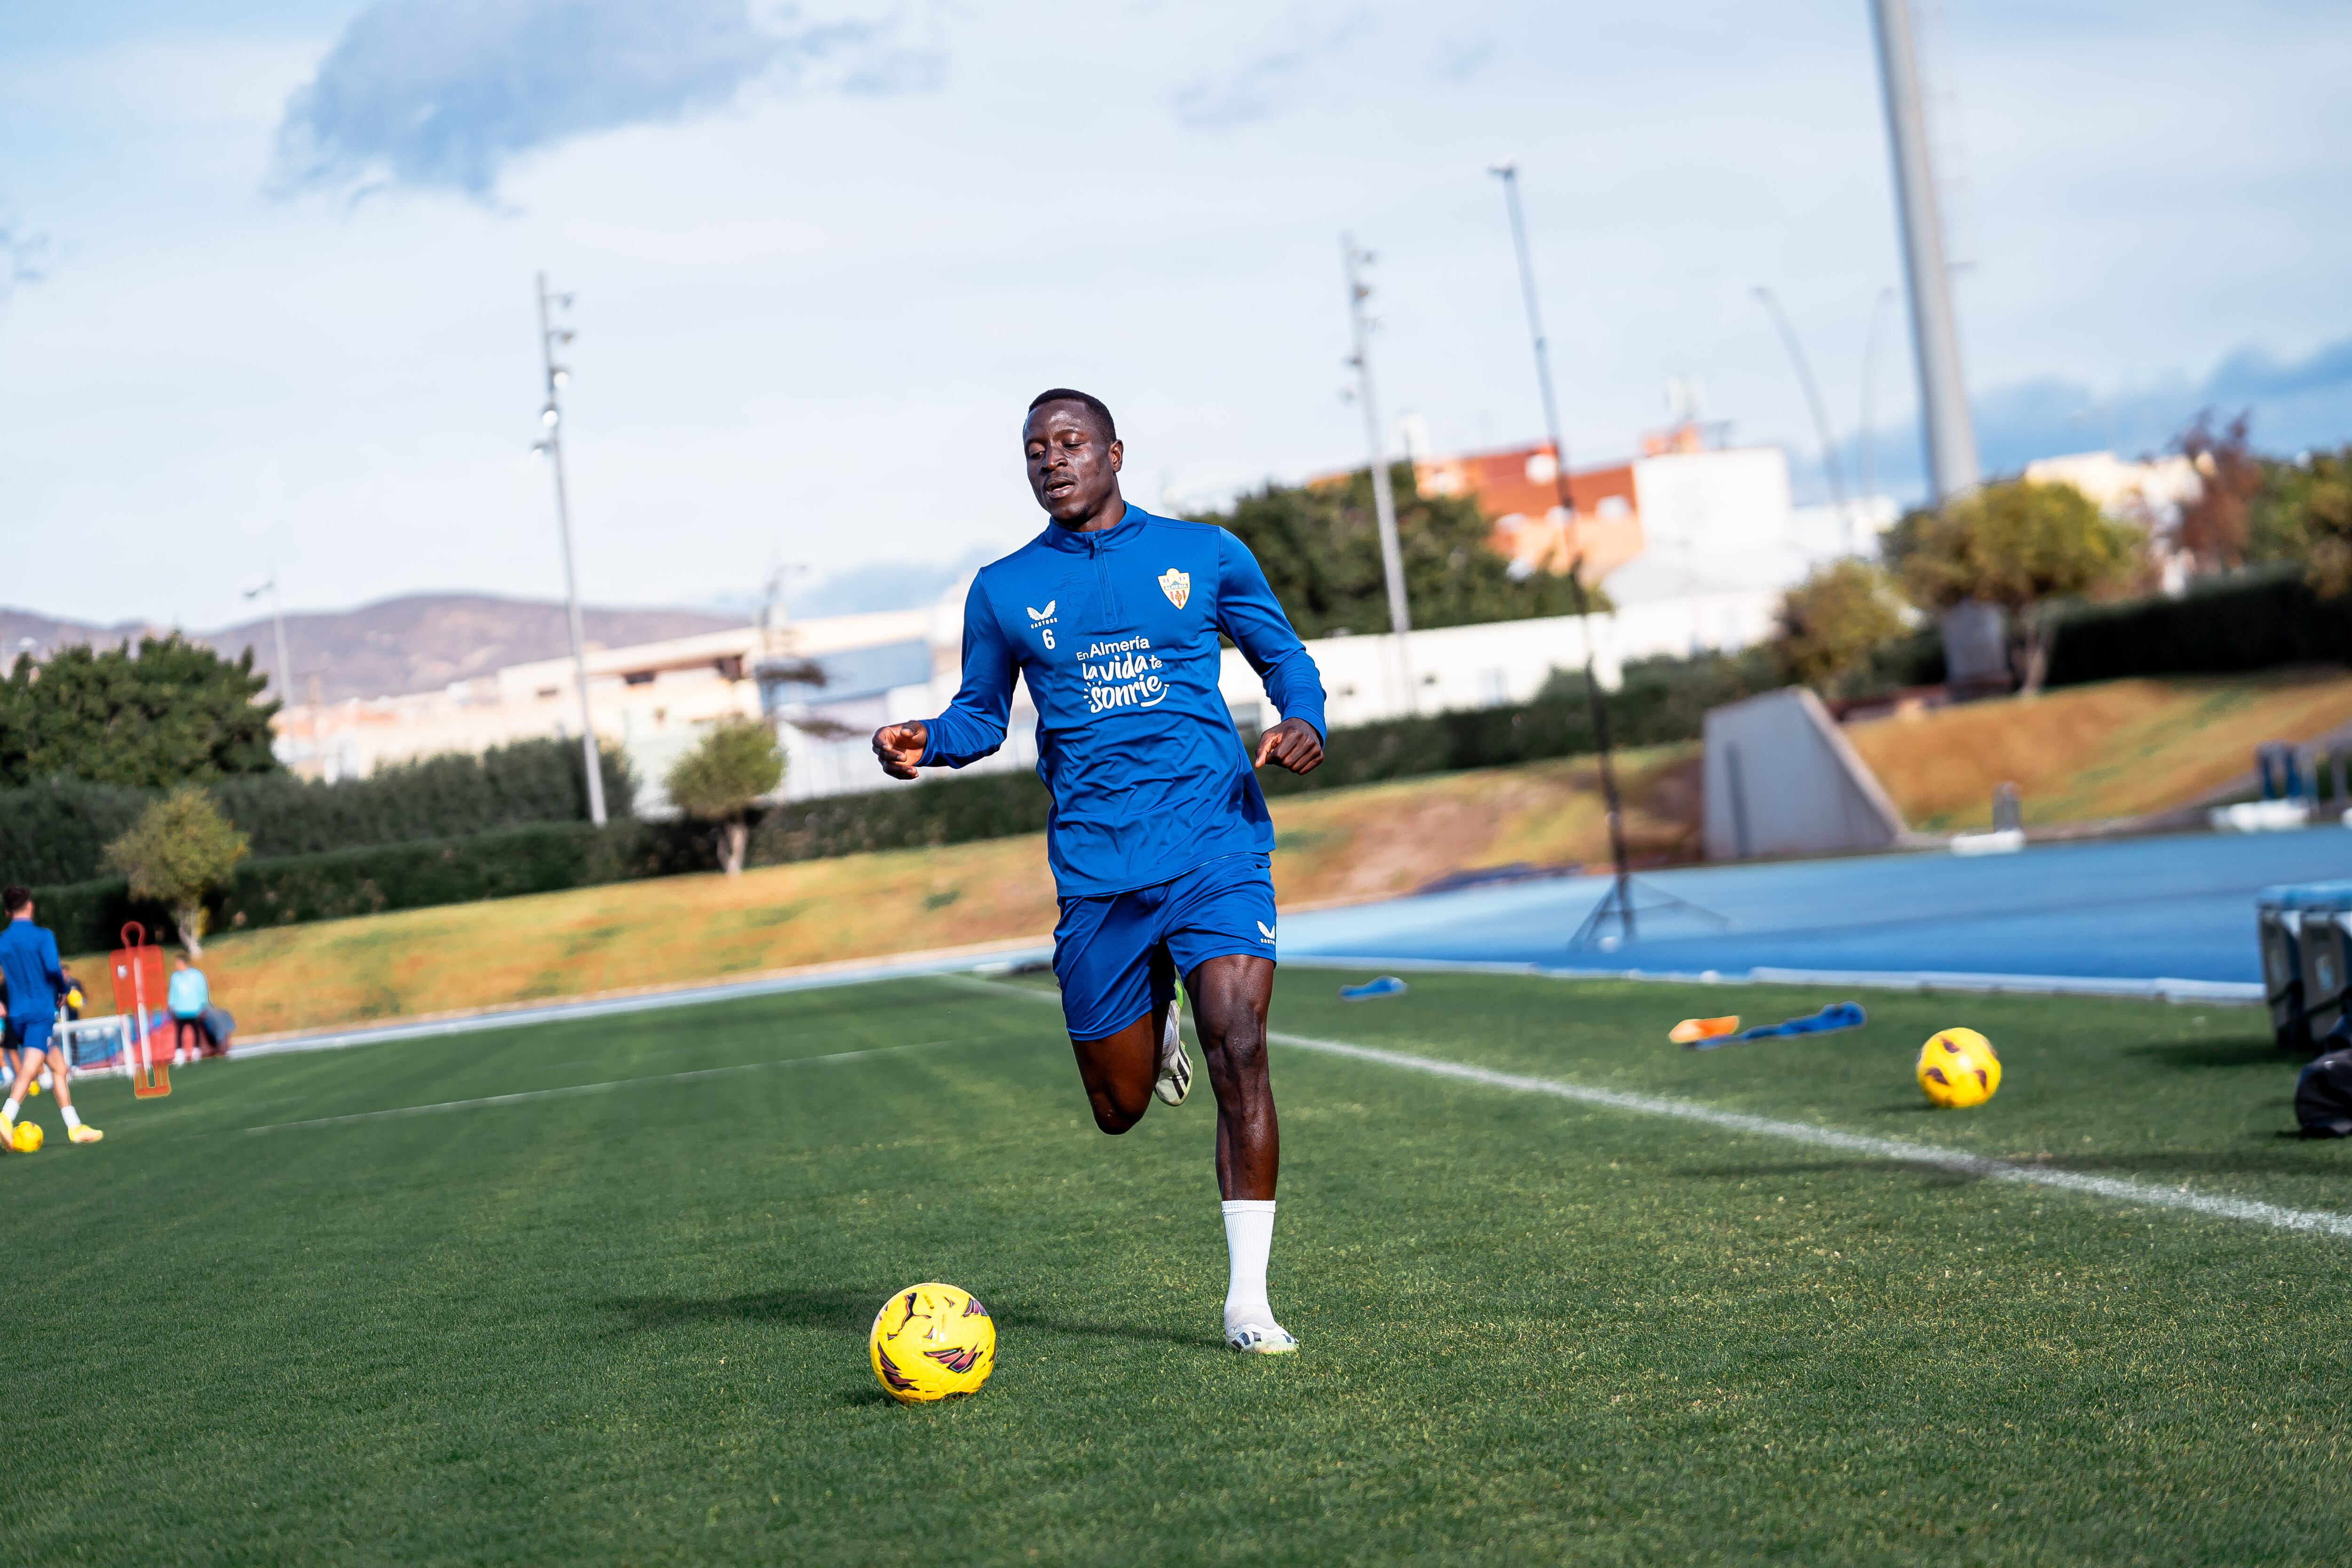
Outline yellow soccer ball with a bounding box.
[1917,1027,2001,1108]
[869,1282,996,1404]
[12,1121,43,1153]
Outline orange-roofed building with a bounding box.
[1412,442,1645,582]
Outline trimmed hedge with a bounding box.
[2048,567,2352,687]
[0,781,152,885]
[748,772,1052,865]
[33,818,710,955]
[0,738,636,889]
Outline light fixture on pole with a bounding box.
[1340,234,1414,713]
[532,271,608,827]
[1488,161,1723,950]
[241,563,296,713]
[1751,286,1857,555]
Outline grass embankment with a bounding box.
[71,747,1697,1036]
[6,971,2351,1563]
[1849,667,2352,832]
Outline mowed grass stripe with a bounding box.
[957,973,2352,1240]
[241,1039,963,1133]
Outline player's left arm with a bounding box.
[1214,530,1326,776]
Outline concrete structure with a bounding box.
[1701,687,1907,861]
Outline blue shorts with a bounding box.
[1053,852,1278,1041]
[12,1020,53,1059]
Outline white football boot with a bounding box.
[1225,1316,1299,1355]
[1152,989,1192,1106]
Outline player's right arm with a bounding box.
[873,576,1016,780]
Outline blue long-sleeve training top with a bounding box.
[920,505,1327,899]
[0,919,64,1024]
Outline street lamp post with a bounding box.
[1751,285,1858,554]
[242,563,295,710]
[1340,234,1414,714]
[532,271,608,827]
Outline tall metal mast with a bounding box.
[1870,0,1979,501]
[533,271,608,826]
[1341,235,1414,713]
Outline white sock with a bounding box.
[1,1097,16,1122]
[1221,1199,1277,1329]
[60,1107,80,1130]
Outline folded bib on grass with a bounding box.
[1339,976,1408,1002]
[1687,1002,1867,1050]
[1670,1015,1740,1046]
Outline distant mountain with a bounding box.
[0,594,748,705]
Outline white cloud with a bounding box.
[270,0,930,199]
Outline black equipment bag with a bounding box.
[2294,1046,2352,1137]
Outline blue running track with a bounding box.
[1279,827,2352,985]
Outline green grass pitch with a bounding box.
[7,967,2352,1564]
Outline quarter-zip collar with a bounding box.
[1039,503,1145,554]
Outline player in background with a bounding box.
[873,389,1324,1354]
[0,886,101,1146]
[3,964,86,1100]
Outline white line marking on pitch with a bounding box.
[244,1040,955,1133]
[943,976,2352,1240]
[1267,1032,2352,1240]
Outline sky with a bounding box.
[0,0,2347,629]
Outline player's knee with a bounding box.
[1089,1098,1144,1136]
[1201,1019,1267,1075]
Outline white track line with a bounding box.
[948,977,2352,1241]
[245,1040,953,1133]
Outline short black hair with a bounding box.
[1,886,28,915]
[1026,388,1115,442]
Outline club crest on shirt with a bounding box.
[1157,569,1190,609]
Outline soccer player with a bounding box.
[0,886,101,1147]
[873,389,1325,1354]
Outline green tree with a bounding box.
[104,785,250,955]
[2249,445,2352,597]
[666,719,784,876]
[1190,464,1597,640]
[0,633,280,789]
[1770,560,1909,693]
[1892,479,2138,694]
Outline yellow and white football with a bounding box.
[12,1121,43,1153]
[869,1282,995,1404]
[1917,1027,2001,1108]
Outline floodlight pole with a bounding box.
[1870,0,1980,502]
[1341,235,1415,714]
[534,271,608,827]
